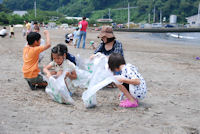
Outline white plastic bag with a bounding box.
[82,53,120,108]
[45,71,74,105]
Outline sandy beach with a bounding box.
[0,27,200,134]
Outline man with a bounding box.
[77,17,88,49]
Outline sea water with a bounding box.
[151,32,200,45]
[128,32,200,45]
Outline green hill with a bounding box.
[2,0,200,23]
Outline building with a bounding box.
[65,17,89,21]
[13,11,28,16]
[97,19,113,23]
[186,14,200,27]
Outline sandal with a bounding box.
[119,99,138,108]
[120,99,138,104]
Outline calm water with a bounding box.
[128,32,200,46]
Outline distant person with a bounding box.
[73,27,79,47]
[65,33,73,45]
[33,21,38,30]
[77,17,88,48]
[33,25,45,63]
[22,31,51,90]
[25,20,31,35]
[0,27,7,38]
[9,25,15,38]
[92,26,124,57]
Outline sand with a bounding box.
[0,27,200,134]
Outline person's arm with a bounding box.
[114,41,124,56]
[90,43,103,59]
[66,70,77,80]
[43,64,53,78]
[43,30,51,50]
[117,77,140,85]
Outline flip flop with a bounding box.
[119,99,138,108]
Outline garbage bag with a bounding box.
[82,53,120,108]
[45,71,74,105]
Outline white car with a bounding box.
[152,23,162,28]
[60,24,69,29]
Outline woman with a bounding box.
[94,26,124,56]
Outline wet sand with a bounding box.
[0,27,200,134]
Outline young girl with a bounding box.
[108,53,147,108]
[43,44,77,92]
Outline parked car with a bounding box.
[165,24,174,28]
[152,23,162,28]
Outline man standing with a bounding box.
[77,17,88,49]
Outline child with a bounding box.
[9,25,14,38]
[65,33,73,45]
[43,44,77,92]
[108,53,147,108]
[72,27,79,47]
[89,41,96,50]
[22,31,51,90]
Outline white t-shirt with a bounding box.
[73,31,79,39]
[50,59,75,72]
[0,29,7,35]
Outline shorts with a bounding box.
[25,74,47,90]
[11,32,14,35]
[0,34,7,38]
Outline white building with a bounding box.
[13,11,28,16]
[65,17,89,21]
[186,14,200,27]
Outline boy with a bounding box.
[22,30,51,90]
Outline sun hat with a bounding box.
[98,26,115,38]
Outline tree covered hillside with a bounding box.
[2,0,200,23]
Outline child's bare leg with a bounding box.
[116,84,137,103]
[92,44,96,49]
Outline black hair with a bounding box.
[26,32,41,45]
[34,21,38,25]
[83,17,86,20]
[11,25,13,27]
[3,27,6,29]
[108,53,126,72]
[51,44,68,61]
